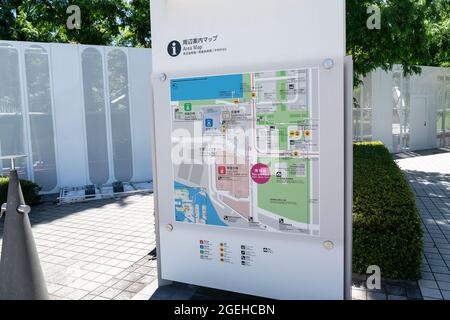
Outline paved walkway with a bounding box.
[2,150,449,300]
[396,150,450,300]
[0,194,156,300]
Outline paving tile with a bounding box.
[385,285,406,296]
[131,293,151,300]
[112,280,134,291]
[421,272,435,280]
[418,280,439,289]
[427,258,447,267]
[127,282,146,293]
[440,249,450,255]
[405,286,422,299]
[136,274,156,285]
[136,281,158,296]
[421,264,432,272]
[425,253,442,260]
[81,271,103,281]
[122,272,145,282]
[387,295,407,300]
[99,287,122,299]
[430,265,449,274]
[94,273,114,283]
[54,286,77,298]
[441,290,450,300]
[114,291,136,300]
[47,283,63,294]
[367,291,387,300]
[420,287,443,299]
[135,265,153,274]
[437,281,450,291]
[104,267,123,276]
[80,280,101,291]
[93,256,110,264]
[114,259,132,268]
[67,289,90,300]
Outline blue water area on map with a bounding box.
[170,74,244,101]
[174,181,228,227]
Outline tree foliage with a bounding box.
[120,0,151,48]
[347,0,429,79]
[420,0,450,67]
[0,0,151,47]
[0,0,448,76]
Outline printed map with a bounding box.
[170,68,320,235]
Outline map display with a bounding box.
[170,68,320,236]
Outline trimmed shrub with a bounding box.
[353,142,423,280]
[0,177,41,207]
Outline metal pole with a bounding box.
[344,56,354,300]
[0,156,48,300]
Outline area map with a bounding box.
[170,68,320,235]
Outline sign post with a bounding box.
[0,155,49,300]
[150,0,352,299]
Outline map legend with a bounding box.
[199,240,213,261]
[240,244,256,267]
[219,242,233,264]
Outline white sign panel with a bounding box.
[150,0,349,299]
[151,0,346,74]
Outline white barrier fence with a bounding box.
[354,65,450,153]
[0,41,153,193]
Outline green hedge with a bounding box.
[0,177,41,207]
[353,142,423,280]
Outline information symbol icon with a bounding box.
[167,40,181,57]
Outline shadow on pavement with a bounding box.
[150,282,267,300]
[394,148,450,160]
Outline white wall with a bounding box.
[354,65,450,152]
[52,43,88,188]
[128,48,153,183]
[409,66,450,150]
[0,40,153,193]
[371,69,394,149]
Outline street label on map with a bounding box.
[171,68,320,236]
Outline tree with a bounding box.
[0,0,149,47]
[119,0,151,48]
[421,0,450,67]
[0,0,447,76]
[346,0,430,82]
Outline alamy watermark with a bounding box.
[64,4,379,31]
[66,5,81,30]
[367,4,381,30]
[366,265,382,290]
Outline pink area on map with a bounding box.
[222,196,250,219]
[215,151,250,199]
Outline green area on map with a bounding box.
[257,157,310,224]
